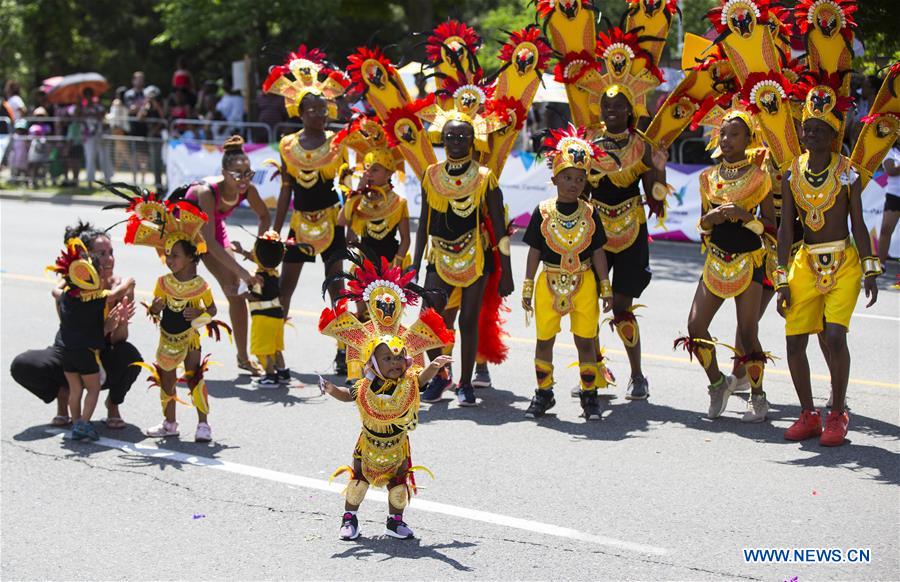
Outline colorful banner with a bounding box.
[166,140,899,256]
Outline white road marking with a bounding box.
[47,430,667,556]
[852,312,899,321]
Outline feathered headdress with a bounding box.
[624,0,681,67]
[334,114,405,175]
[318,250,453,369]
[795,0,857,75]
[542,124,604,175]
[47,238,102,298]
[262,45,351,117]
[425,20,483,93]
[795,70,854,134]
[851,63,900,188]
[739,71,802,165]
[585,27,665,118]
[101,182,208,258]
[706,0,785,84]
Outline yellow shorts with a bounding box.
[784,241,861,336]
[535,269,599,341]
[250,314,285,359]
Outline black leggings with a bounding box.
[10,342,142,405]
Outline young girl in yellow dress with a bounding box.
[674,110,775,423]
[105,184,231,442]
[318,252,453,540]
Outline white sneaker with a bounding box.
[195,422,212,442]
[729,374,751,394]
[741,392,769,423]
[707,374,736,419]
[145,420,179,437]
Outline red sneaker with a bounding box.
[784,409,823,441]
[819,410,849,447]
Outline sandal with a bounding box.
[237,358,265,377]
[51,415,72,427]
[104,417,126,429]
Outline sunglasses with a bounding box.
[226,169,256,181]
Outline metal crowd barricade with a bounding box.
[171,119,272,144]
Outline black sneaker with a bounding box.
[421,370,453,403]
[525,389,555,418]
[340,512,360,540]
[276,368,291,383]
[334,349,348,376]
[385,515,414,539]
[256,373,280,389]
[472,364,491,388]
[625,376,649,400]
[457,383,478,407]
[472,368,492,389]
[580,390,602,421]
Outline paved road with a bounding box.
[2,198,898,580]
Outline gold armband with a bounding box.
[862,256,883,278]
[743,219,764,235]
[651,182,672,202]
[599,279,613,299]
[522,278,535,301]
[497,236,511,257]
[772,266,788,290]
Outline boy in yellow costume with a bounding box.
[319,252,453,540]
[777,73,881,447]
[521,125,613,420]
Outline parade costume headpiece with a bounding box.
[794,0,857,77]
[262,45,351,117]
[101,183,208,258]
[851,63,900,188]
[542,124,603,176]
[47,238,102,297]
[425,20,483,98]
[318,251,453,369]
[624,0,681,66]
[334,114,404,174]
[252,230,285,271]
[795,71,853,134]
[587,27,665,118]
[706,0,785,84]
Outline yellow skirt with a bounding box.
[156,328,201,372]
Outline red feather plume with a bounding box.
[346,46,396,95]
[419,308,455,346]
[425,20,481,65]
[794,0,857,39]
[497,26,552,73]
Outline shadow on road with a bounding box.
[204,377,330,408]
[330,535,476,572]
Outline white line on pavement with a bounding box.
[46,430,667,556]
[852,312,899,321]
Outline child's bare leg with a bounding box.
[159,368,179,423]
[344,459,368,512]
[275,351,285,369]
[65,372,83,421]
[56,385,70,418]
[183,350,207,423]
[78,373,103,421]
[388,467,410,517]
[264,354,275,375]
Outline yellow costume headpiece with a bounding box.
[318,253,453,370]
[738,71,802,166]
[586,27,665,118]
[851,63,900,188]
[47,237,102,296]
[795,71,853,134]
[262,45,351,118]
[334,114,404,174]
[794,0,857,78]
[101,183,208,258]
[707,0,785,84]
[542,124,603,176]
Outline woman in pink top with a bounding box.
[186,135,271,375]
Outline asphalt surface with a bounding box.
[2,198,898,581]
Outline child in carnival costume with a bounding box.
[233,231,289,388]
[777,71,881,447]
[103,184,232,442]
[335,114,411,270]
[47,238,135,441]
[319,252,454,540]
[674,105,776,422]
[539,0,676,400]
[521,124,613,420]
[263,45,354,375]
